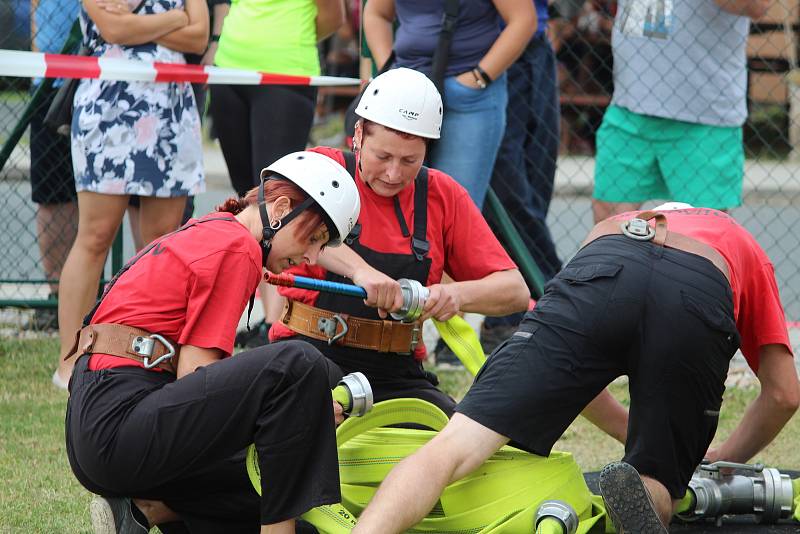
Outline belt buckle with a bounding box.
[318,315,348,345]
[132,333,175,369]
[398,323,421,355]
[620,217,655,241]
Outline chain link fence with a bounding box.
[0,1,83,320]
[513,0,800,325]
[1,0,799,332]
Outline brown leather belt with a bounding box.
[280,300,422,354]
[64,323,178,373]
[582,210,731,285]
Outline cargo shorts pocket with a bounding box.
[680,290,740,353]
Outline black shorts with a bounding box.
[29,97,76,204]
[456,235,739,498]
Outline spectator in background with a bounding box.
[481,0,563,352]
[54,0,208,388]
[126,0,230,252]
[592,0,766,223]
[29,0,80,336]
[209,0,346,349]
[363,0,537,210]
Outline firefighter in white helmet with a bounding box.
[65,151,360,533]
[270,67,530,414]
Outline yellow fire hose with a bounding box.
[248,397,608,533]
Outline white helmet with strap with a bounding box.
[355,67,443,139]
[259,151,360,257]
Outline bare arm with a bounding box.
[317,244,404,317]
[362,0,395,69]
[176,344,224,378]
[315,0,346,42]
[83,0,188,46]
[707,344,800,463]
[421,269,529,322]
[714,0,769,19]
[479,0,537,79]
[581,388,628,444]
[155,0,209,54]
[201,2,230,65]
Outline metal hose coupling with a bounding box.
[534,500,579,534]
[390,279,429,322]
[676,461,794,525]
[333,372,374,417]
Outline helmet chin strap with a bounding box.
[258,175,318,268]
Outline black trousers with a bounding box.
[208,84,317,197]
[458,235,739,498]
[66,341,341,532]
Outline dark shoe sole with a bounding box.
[599,462,669,534]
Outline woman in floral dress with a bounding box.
[55,0,209,386]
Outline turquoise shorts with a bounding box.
[593,106,744,209]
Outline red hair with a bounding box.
[215,179,325,242]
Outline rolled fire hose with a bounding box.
[248,395,606,533]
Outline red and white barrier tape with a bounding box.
[0,49,361,86]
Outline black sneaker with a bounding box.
[234,320,271,349]
[599,462,669,534]
[433,338,462,370]
[479,324,518,356]
[90,495,149,534]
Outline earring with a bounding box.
[269,219,281,230]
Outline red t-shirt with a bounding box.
[88,214,262,371]
[612,208,792,373]
[270,146,518,355]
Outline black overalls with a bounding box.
[65,217,341,533]
[295,150,457,415]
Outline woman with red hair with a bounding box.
[64,151,360,534]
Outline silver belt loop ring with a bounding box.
[134,333,176,369]
[620,218,655,241]
[318,315,349,345]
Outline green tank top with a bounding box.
[215,0,320,76]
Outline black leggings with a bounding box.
[209,84,317,197]
[66,341,341,532]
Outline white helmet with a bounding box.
[260,151,360,247]
[653,202,694,211]
[355,67,443,139]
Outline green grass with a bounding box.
[1,336,799,532]
[0,336,92,533]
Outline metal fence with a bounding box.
[1,0,800,330]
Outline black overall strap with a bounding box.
[340,151,362,245]
[411,167,430,261]
[82,216,235,326]
[430,0,460,94]
[342,150,357,178]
